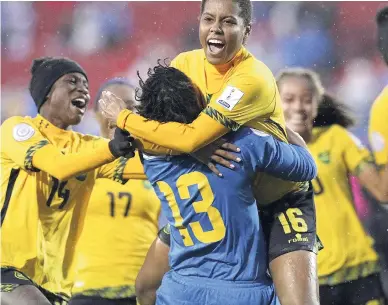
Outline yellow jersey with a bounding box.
[171,47,287,140]
[308,125,379,285]
[72,178,160,298]
[0,114,145,296]
[369,86,388,168]
[117,47,306,204]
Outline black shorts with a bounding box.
[320,273,386,305]
[69,295,137,305]
[0,267,69,305]
[259,185,322,262]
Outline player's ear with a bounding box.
[243,24,252,45]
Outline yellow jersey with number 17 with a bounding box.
[72,178,160,298]
[308,125,379,285]
[369,86,388,168]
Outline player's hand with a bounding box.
[99,90,128,127]
[109,128,136,159]
[286,126,307,148]
[191,138,241,177]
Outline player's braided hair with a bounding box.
[200,0,252,26]
[135,60,203,124]
[276,68,354,128]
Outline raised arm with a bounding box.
[240,129,317,182]
[1,117,134,181]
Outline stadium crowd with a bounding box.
[1,1,388,305]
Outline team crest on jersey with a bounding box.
[216,86,244,111]
[318,151,330,164]
[13,123,35,142]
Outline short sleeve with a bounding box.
[335,126,373,175]
[369,89,388,167]
[0,117,49,171]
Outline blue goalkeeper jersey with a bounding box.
[143,127,316,282]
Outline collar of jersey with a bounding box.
[33,114,74,138]
[203,46,247,75]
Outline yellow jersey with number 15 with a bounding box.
[72,178,160,298]
[308,125,379,285]
[369,86,388,168]
[1,114,145,297]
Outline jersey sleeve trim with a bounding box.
[158,224,171,246]
[24,139,50,172]
[264,119,287,140]
[202,106,240,131]
[112,157,128,184]
[353,155,375,176]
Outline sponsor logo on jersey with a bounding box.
[13,123,35,142]
[288,233,309,244]
[14,271,29,281]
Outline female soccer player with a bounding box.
[277,67,388,305]
[100,2,321,304]
[70,79,161,305]
[0,57,138,305]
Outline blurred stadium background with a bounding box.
[2,1,388,142]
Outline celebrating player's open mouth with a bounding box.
[71,96,88,115]
[207,38,226,56]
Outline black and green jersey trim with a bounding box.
[24,140,49,172]
[73,285,136,299]
[354,155,375,177]
[112,157,128,185]
[202,106,240,131]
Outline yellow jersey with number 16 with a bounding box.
[72,178,160,298]
[308,125,379,285]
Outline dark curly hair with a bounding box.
[314,93,355,128]
[200,0,252,26]
[135,60,204,124]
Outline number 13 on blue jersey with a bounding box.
[157,172,226,246]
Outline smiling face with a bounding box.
[41,72,90,128]
[199,0,251,65]
[279,76,320,136]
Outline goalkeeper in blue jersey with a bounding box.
[118,63,317,305]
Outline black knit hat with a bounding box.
[29,56,88,111]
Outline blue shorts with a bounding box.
[156,271,279,305]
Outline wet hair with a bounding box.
[135,60,203,124]
[200,0,252,26]
[94,78,133,111]
[376,7,388,65]
[314,93,355,128]
[276,67,325,100]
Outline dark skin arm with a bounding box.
[135,238,170,305]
